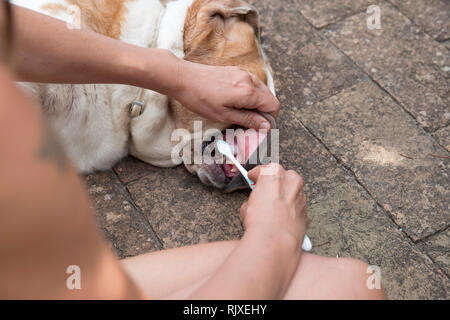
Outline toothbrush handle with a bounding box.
[234,162,255,190]
[246,177,255,190]
[302,235,312,251]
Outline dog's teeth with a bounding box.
[231,168,237,173]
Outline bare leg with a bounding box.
[122,241,387,300]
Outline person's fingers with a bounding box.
[223,109,271,130]
[224,70,280,117]
[236,87,279,118]
[295,193,308,224]
[240,201,249,221]
[248,72,280,118]
[248,72,265,91]
[284,170,304,204]
[248,163,284,183]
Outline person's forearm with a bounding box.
[188,230,302,300]
[10,5,182,95]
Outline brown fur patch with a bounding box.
[67,0,132,39]
[173,0,268,132]
[183,0,265,81]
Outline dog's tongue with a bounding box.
[223,129,266,178]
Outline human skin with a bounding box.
[9,5,279,130]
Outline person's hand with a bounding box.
[240,163,309,248]
[172,60,280,130]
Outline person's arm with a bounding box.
[0,65,146,299]
[9,5,279,130]
[188,164,309,299]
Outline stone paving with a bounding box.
[85,0,449,299]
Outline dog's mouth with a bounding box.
[202,128,264,175]
[196,113,276,192]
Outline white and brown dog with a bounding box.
[12,0,277,192]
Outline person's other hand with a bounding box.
[173,61,280,130]
[240,163,309,248]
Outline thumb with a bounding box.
[224,109,271,130]
[239,201,249,221]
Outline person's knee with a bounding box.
[337,258,387,300]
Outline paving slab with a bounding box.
[114,156,160,185]
[433,126,450,152]
[418,229,450,277]
[387,0,450,41]
[323,2,450,132]
[294,0,374,29]
[445,40,450,51]
[300,81,450,241]
[85,171,159,258]
[247,0,364,106]
[277,107,352,199]
[307,182,449,299]
[126,166,246,248]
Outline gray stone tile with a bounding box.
[295,0,374,29]
[85,171,159,258]
[419,229,450,276]
[277,107,352,200]
[324,2,450,131]
[387,0,450,41]
[307,182,449,300]
[248,0,364,106]
[114,156,160,184]
[127,166,246,249]
[433,126,450,152]
[445,40,450,51]
[300,81,450,241]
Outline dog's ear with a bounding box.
[229,4,260,40]
[208,2,261,41]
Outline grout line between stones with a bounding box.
[307,1,450,141]
[111,170,165,250]
[307,14,450,155]
[415,225,449,245]
[384,0,450,43]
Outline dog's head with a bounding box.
[171,0,277,192]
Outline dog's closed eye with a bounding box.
[210,11,225,20]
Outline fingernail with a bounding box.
[260,122,271,130]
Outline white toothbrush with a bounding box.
[217,140,256,190]
[217,140,312,252]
